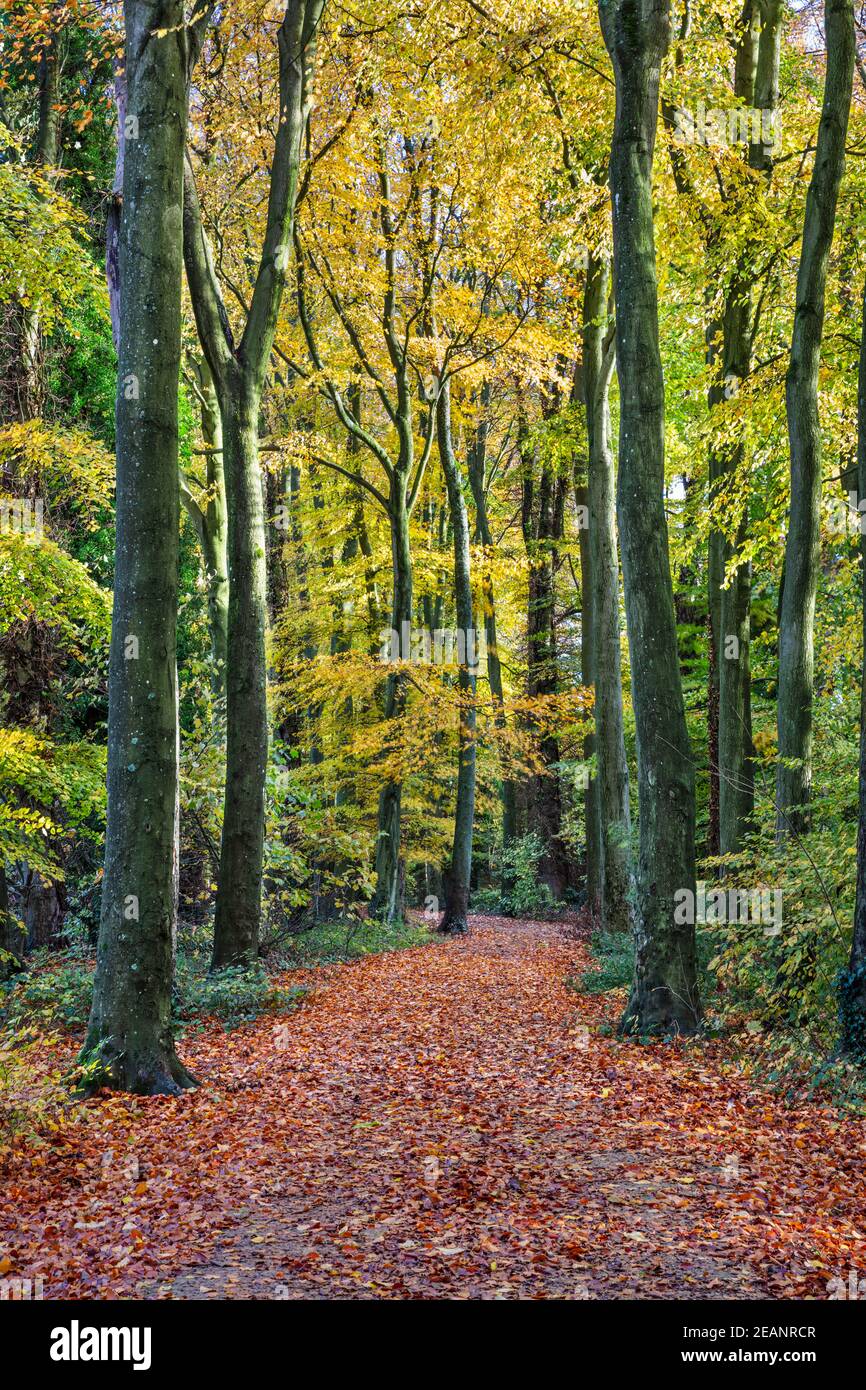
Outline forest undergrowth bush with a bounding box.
[574,767,866,1111]
[473,833,557,918]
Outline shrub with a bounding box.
[474,834,557,918]
[577,929,634,995]
[273,916,430,968]
[174,960,305,1029]
[0,955,305,1035]
[1,959,93,1030]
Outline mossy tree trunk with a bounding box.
[840,272,866,1056]
[583,253,632,932]
[600,0,701,1035]
[776,0,854,837]
[180,355,229,690]
[82,0,201,1095]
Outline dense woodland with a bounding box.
[2,0,866,1307]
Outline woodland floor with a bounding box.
[4,916,866,1300]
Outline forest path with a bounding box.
[8,917,866,1299]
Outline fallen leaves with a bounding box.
[2,916,866,1299]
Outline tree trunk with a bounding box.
[776,0,854,837]
[713,274,756,863]
[24,870,65,949]
[371,483,412,923]
[82,0,195,1094]
[210,387,269,967]
[706,306,724,862]
[576,481,602,913]
[841,271,866,1056]
[182,355,229,689]
[716,0,782,857]
[436,379,477,936]
[467,394,517,871]
[584,253,632,931]
[600,0,701,1036]
[0,864,24,982]
[520,429,570,898]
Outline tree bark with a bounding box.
[436,379,477,935]
[181,355,229,688]
[841,271,866,1056]
[520,425,571,898]
[600,0,701,1035]
[82,0,196,1094]
[210,391,269,966]
[576,480,602,913]
[370,480,412,923]
[583,253,632,931]
[776,0,854,837]
[467,393,517,874]
[717,0,782,857]
[0,864,24,982]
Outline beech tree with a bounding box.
[583,252,631,932]
[293,160,440,923]
[182,0,325,966]
[435,376,477,935]
[82,0,211,1093]
[600,0,701,1035]
[776,0,855,837]
[467,405,517,878]
[842,265,866,1057]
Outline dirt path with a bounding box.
[6,917,866,1299]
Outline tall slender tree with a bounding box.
[183,0,325,967]
[436,377,477,935]
[776,0,855,837]
[467,387,517,866]
[583,252,631,931]
[575,476,602,912]
[600,0,701,1035]
[841,268,866,1057]
[179,355,229,690]
[82,0,212,1093]
[716,0,781,858]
